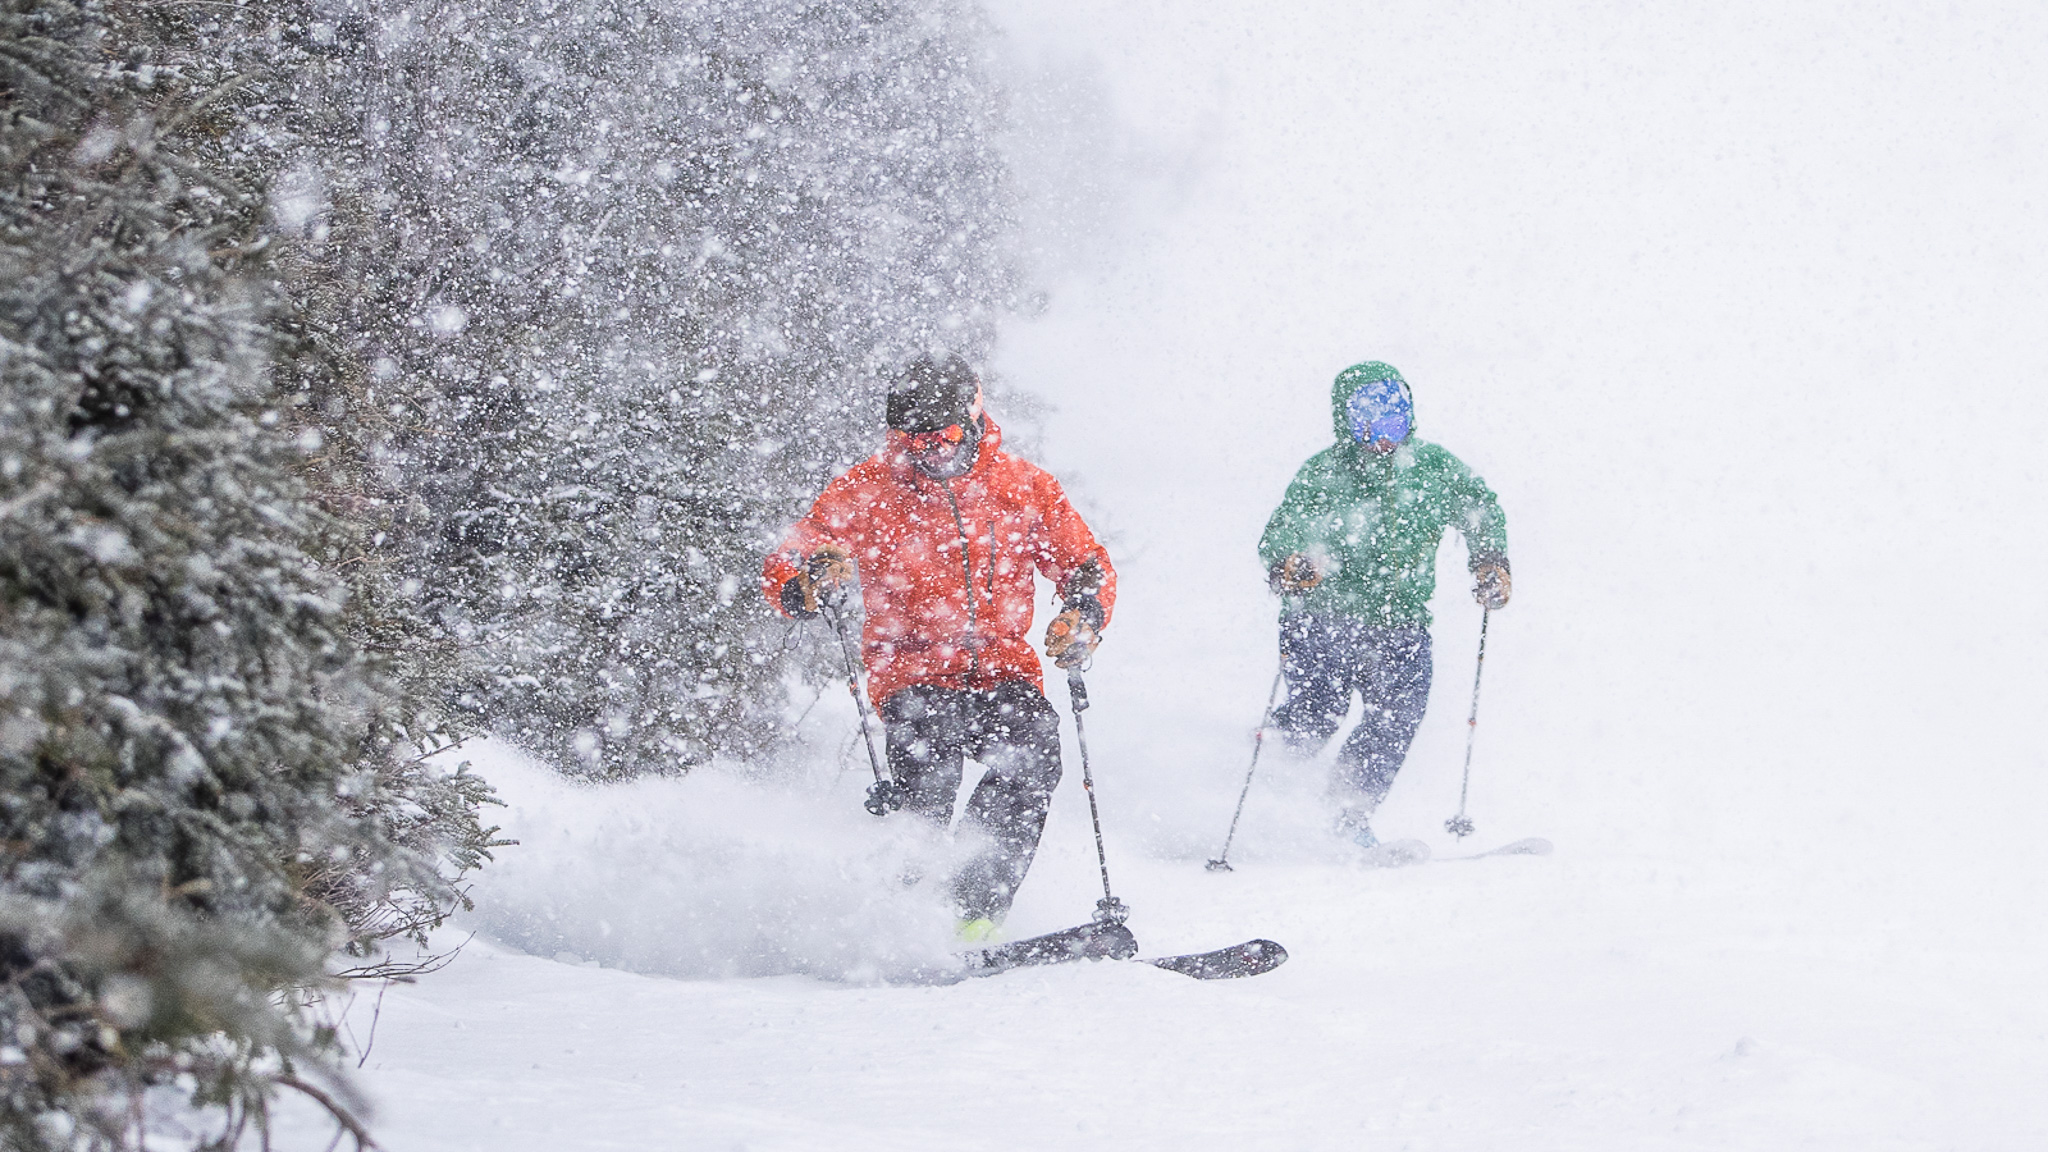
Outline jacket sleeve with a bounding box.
[1257,457,1333,570]
[1031,472,1117,628]
[1437,451,1509,571]
[760,473,861,617]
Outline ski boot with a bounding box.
[1334,809,1379,849]
[1336,809,1428,866]
[956,917,1001,944]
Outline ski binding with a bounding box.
[1358,837,1432,869]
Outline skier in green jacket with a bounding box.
[1257,362,1510,848]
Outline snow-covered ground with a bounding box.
[280,2,2047,1148]
[299,736,2048,1150]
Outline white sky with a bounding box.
[981,0,2048,862]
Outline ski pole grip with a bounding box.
[819,582,852,616]
[1066,668,1090,713]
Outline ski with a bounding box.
[1144,938,1288,980]
[1357,837,1432,869]
[939,922,1288,983]
[1356,836,1548,869]
[962,919,1138,977]
[1443,836,1552,862]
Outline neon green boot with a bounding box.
[956,917,1000,944]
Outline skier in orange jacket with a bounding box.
[763,355,1115,932]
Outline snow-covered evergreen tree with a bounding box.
[316,0,1021,776]
[5,0,1025,1141]
[1,2,496,1145]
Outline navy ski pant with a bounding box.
[1272,613,1433,813]
[880,679,1063,922]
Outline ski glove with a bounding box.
[1472,561,1511,610]
[1044,595,1104,669]
[1269,554,1323,595]
[782,543,855,618]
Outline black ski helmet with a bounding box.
[887,354,979,433]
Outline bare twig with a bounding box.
[331,931,473,981]
[274,1073,379,1152]
[159,69,264,138]
[335,987,360,1060]
[355,979,392,1070]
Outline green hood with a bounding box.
[1329,361,1413,442]
[1263,366,1505,628]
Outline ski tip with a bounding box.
[1244,938,1287,967]
[1498,837,1554,856]
[1145,937,1289,980]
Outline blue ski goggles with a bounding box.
[1345,377,1412,445]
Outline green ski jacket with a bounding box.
[1257,365,1508,628]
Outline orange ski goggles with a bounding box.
[903,423,968,453]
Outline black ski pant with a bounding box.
[1272,613,1433,814]
[880,679,1063,922]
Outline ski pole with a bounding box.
[819,591,900,816]
[1204,666,1286,872]
[1444,607,1490,840]
[1065,668,1128,925]
[1205,590,1304,872]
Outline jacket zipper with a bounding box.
[939,479,981,679]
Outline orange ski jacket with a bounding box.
[762,417,1116,707]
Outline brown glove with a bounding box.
[1473,562,1511,610]
[1268,554,1323,594]
[789,543,854,615]
[1043,604,1102,670]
